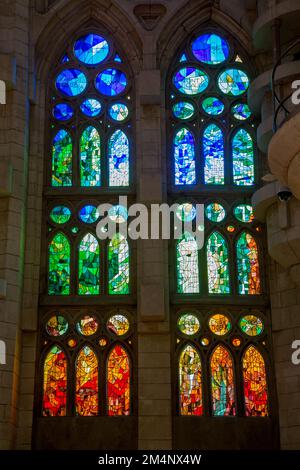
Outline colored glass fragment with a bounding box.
[79,205,100,224]
[95,68,127,96]
[211,345,236,416]
[76,315,98,336]
[107,345,130,415]
[203,124,224,184]
[176,203,196,222]
[56,69,87,96]
[108,234,130,294]
[109,103,129,121]
[50,205,71,224]
[174,128,196,185]
[236,232,260,294]
[192,34,229,64]
[78,233,100,295]
[80,126,101,187]
[232,129,254,186]
[239,315,263,336]
[208,314,231,336]
[243,346,268,416]
[234,204,254,223]
[53,103,74,121]
[80,98,102,117]
[178,314,200,335]
[207,232,230,294]
[48,233,70,295]
[205,203,226,222]
[218,69,249,96]
[108,205,128,223]
[177,232,199,293]
[75,346,98,416]
[173,67,209,95]
[43,346,67,416]
[232,103,251,120]
[107,314,130,336]
[74,34,109,65]
[52,129,72,187]
[108,130,130,186]
[179,345,203,415]
[172,102,195,120]
[202,96,224,115]
[46,315,68,336]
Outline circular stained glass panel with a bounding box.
[234,204,254,223]
[79,205,100,224]
[50,206,71,224]
[202,96,224,115]
[46,315,68,336]
[239,315,263,336]
[108,205,128,223]
[56,69,87,97]
[109,103,129,121]
[74,33,109,65]
[53,103,74,121]
[80,98,102,117]
[208,314,231,336]
[178,314,200,336]
[218,69,249,96]
[176,203,196,222]
[173,67,209,95]
[76,315,98,336]
[107,314,130,336]
[172,102,195,120]
[232,103,251,120]
[205,203,226,222]
[192,33,229,65]
[95,68,127,96]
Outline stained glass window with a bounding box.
[173,67,209,95]
[232,129,254,186]
[174,128,196,185]
[108,234,130,295]
[74,34,109,65]
[177,232,199,293]
[236,232,260,294]
[210,345,236,416]
[203,124,224,184]
[206,232,230,294]
[52,130,72,187]
[243,346,268,416]
[179,345,203,415]
[108,130,130,187]
[75,346,98,416]
[107,345,130,415]
[43,346,67,416]
[78,233,100,295]
[80,126,101,187]
[48,233,70,295]
[192,33,229,65]
[172,102,195,120]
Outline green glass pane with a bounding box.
[50,206,71,224]
[236,232,261,294]
[205,203,226,222]
[52,130,72,187]
[202,97,224,115]
[239,315,263,336]
[46,315,68,336]
[207,232,230,294]
[177,232,199,293]
[78,233,100,295]
[48,233,70,295]
[176,203,196,222]
[234,204,254,223]
[178,314,200,335]
[232,129,254,186]
[80,126,101,187]
[172,102,195,120]
[108,234,130,294]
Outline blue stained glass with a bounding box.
[173,67,209,95]
[80,98,102,117]
[108,205,128,223]
[74,34,109,65]
[192,34,229,65]
[53,103,74,121]
[179,53,187,62]
[114,54,122,63]
[232,103,251,120]
[95,68,127,96]
[61,54,69,63]
[218,69,249,96]
[174,128,196,185]
[79,205,100,224]
[108,130,129,186]
[232,129,254,186]
[202,97,224,115]
[203,124,224,185]
[56,69,87,97]
[109,103,129,121]
[176,203,196,222]
[172,102,195,120]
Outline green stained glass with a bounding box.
[52,130,72,187]
[218,69,249,96]
[178,314,200,335]
[80,126,101,187]
[232,129,254,186]
[232,103,251,120]
[234,204,254,223]
[78,233,100,295]
[108,233,130,295]
[177,232,199,293]
[236,232,261,294]
[172,102,195,120]
[202,97,224,115]
[239,315,263,336]
[50,206,71,224]
[206,232,230,294]
[176,203,196,222]
[205,203,226,222]
[48,233,70,295]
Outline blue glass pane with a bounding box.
[232,129,254,186]
[114,54,122,63]
[174,128,196,185]
[56,69,87,97]
[95,68,127,96]
[109,103,129,121]
[173,67,209,95]
[108,130,130,186]
[179,53,187,62]
[79,205,100,224]
[74,34,109,65]
[232,103,251,120]
[172,102,195,120]
[53,103,74,121]
[61,54,69,64]
[192,34,229,64]
[80,98,102,117]
[202,97,224,115]
[108,205,128,223]
[203,124,224,184]
[218,69,249,96]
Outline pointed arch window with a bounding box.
[236,231,260,294]
[203,124,224,184]
[80,126,101,187]
[206,231,230,294]
[174,128,196,185]
[108,233,130,294]
[210,345,236,416]
[179,344,203,415]
[177,232,199,293]
[243,345,268,416]
[75,346,98,416]
[107,344,130,415]
[78,233,100,295]
[43,345,67,416]
[48,233,70,295]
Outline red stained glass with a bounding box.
[75,346,98,416]
[179,344,203,415]
[107,345,130,415]
[210,345,236,416]
[43,345,67,416]
[243,345,268,416]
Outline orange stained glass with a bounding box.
[237,232,261,294]
[243,345,268,416]
[75,346,98,416]
[43,345,67,416]
[179,344,203,415]
[107,345,130,415]
[210,345,236,416]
